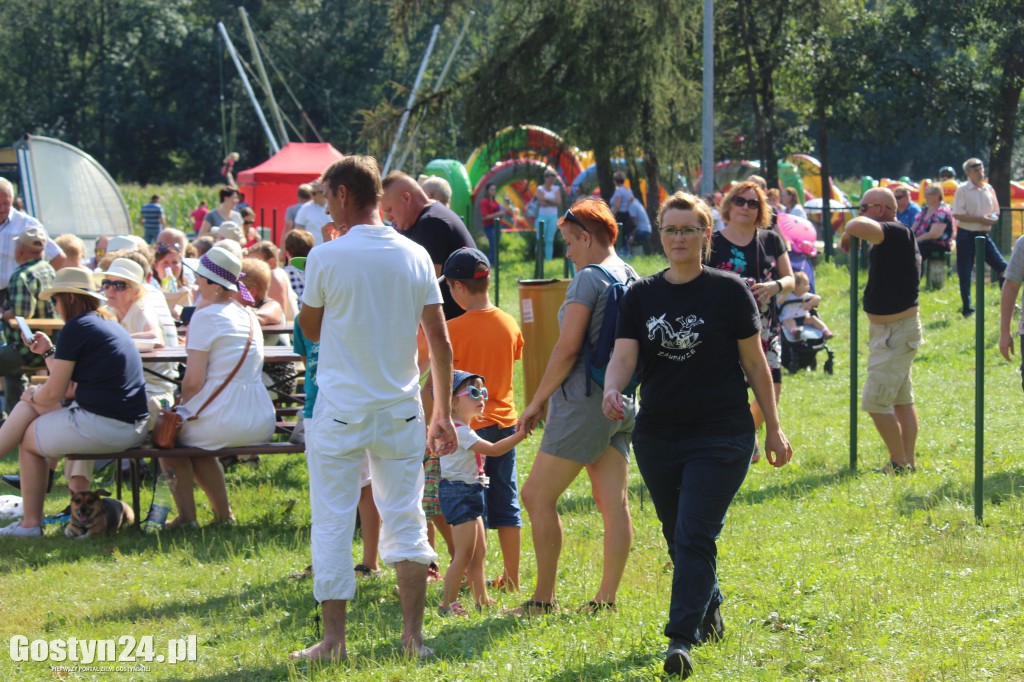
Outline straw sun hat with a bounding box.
[39,266,106,301]
[184,245,254,304]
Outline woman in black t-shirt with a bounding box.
[709,180,794,462]
[0,267,148,537]
[603,192,792,678]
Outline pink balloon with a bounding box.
[777,213,818,257]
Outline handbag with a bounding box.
[152,309,257,449]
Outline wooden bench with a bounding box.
[67,443,306,525]
[924,250,952,290]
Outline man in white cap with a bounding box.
[0,225,58,407]
[0,178,65,301]
[294,155,456,662]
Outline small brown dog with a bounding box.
[65,490,134,537]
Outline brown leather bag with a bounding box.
[152,310,256,449]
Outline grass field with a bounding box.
[3,241,1024,681]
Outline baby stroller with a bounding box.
[779,302,834,375]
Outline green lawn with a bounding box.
[3,246,1024,681]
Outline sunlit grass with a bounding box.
[2,248,1024,680]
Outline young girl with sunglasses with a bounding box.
[437,370,527,616]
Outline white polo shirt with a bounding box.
[302,223,442,413]
[0,209,64,289]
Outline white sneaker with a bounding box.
[0,521,42,536]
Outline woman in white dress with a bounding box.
[162,246,275,526]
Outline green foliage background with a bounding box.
[1,0,1021,190]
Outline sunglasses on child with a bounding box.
[456,386,489,400]
[100,279,130,292]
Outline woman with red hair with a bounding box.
[515,198,638,615]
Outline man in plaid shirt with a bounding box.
[0,225,57,408]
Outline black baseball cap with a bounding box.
[440,247,490,283]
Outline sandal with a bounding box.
[579,600,616,614]
[354,564,381,579]
[438,601,469,617]
[508,600,558,617]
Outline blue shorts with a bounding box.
[476,424,522,528]
[439,479,485,527]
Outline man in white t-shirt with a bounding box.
[295,155,456,663]
[294,183,332,246]
[0,179,66,297]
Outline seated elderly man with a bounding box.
[0,226,57,410]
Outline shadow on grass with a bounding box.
[734,467,855,506]
[545,649,658,682]
[896,466,1024,515]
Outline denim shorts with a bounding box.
[439,478,485,527]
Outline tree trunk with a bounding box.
[987,78,1023,253]
[594,140,615,203]
[761,76,778,188]
[641,97,662,254]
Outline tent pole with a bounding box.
[396,13,474,171]
[382,25,441,176]
[218,22,280,154]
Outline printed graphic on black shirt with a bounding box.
[647,313,704,361]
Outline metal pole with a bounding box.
[700,0,714,196]
[849,237,859,472]
[975,235,985,522]
[238,7,288,145]
[494,222,501,309]
[535,220,545,279]
[396,12,475,171]
[217,22,279,153]
[382,25,441,176]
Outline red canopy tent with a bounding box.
[236,142,344,244]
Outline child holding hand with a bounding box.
[438,370,527,616]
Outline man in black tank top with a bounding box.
[840,187,923,475]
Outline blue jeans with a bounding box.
[632,430,754,643]
[483,221,500,267]
[956,229,1006,311]
[537,208,559,261]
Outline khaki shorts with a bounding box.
[32,403,148,482]
[862,315,922,413]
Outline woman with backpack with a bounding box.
[602,192,792,678]
[513,198,638,616]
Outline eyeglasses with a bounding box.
[967,163,983,171]
[456,386,488,400]
[858,203,881,212]
[659,226,706,238]
[100,279,130,292]
[731,195,760,209]
[893,193,907,199]
[244,220,255,226]
[561,208,589,232]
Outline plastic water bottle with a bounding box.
[142,468,176,533]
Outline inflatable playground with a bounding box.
[418,125,1024,242]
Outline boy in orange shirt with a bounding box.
[438,247,525,591]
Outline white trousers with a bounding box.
[307,404,436,602]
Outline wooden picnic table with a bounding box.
[139,346,301,364]
[7,317,64,334]
[140,346,304,406]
